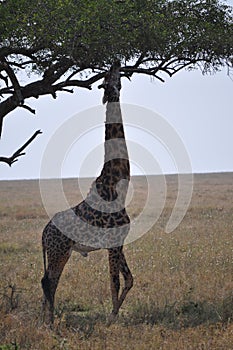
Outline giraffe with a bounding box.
[41,61,133,326]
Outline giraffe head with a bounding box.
[99,60,122,104]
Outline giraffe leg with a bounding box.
[108,247,121,320]
[41,249,71,326]
[108,247,133,324]
[118,249,133,310]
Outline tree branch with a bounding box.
[19,104,36,114]
[121,66,165,82]
[1,58,24,104]
[5,60,36,69]
[0,87,13,96]
[54,71,106,91]
[0,72,8,87]
[43,58,73,84]
[0,129,42,166]
[0,51,228,140]
[0,46,44,60]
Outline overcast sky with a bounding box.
[0,1,233,180]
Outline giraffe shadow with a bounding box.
[120,294,233,330]
[55,294,233,334]
[65,313,99,338]
[56,304,107,338]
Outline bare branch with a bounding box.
[6,60,36,69]
[58,88,74,93]
[54,71,106,91]
[43,58,73,84]
[66,67,88,81]
[121,66,165,82]
[0,129,42,166]
[134,53,147,68]
[83,71,107,86]
[1,58,24,104]
[0,87,13,96]
[0,46,44,60]
[0,72,8,87]
[19,104,36,114]
[0,67,106,138]
[54,80,92,91]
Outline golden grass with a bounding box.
[0,173,233,349]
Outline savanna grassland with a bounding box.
[0,173,233,350]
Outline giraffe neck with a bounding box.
[104,101,129,169]
[84,62,130,212]
[93,100,129,206]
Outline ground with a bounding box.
[0,173,233,350]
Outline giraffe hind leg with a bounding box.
[41,246,71,326]
[41,272,54,326]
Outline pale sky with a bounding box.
[0,1,233,180]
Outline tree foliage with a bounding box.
[0,0,232,164]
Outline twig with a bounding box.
[19,104,36,114]
[0,129,42,166]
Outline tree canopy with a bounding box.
[0,0,232,165]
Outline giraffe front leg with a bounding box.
[108,248,121,324]
[107,248,133,325]
[118,250,133,309]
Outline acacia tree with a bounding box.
[0,0,232,165]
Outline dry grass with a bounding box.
[0,173,233,349]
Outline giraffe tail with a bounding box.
[42,244,47,274]
[42,245,47,274]
[41,243,53,305]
